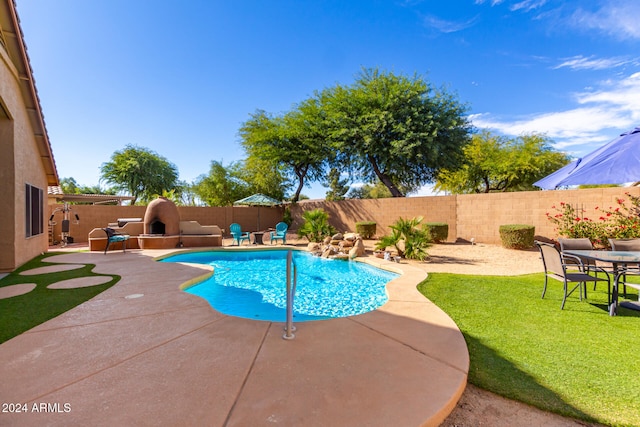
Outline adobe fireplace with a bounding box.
[138,197,181,249]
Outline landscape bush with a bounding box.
[355,221,377,239]
[297,209,337,243]
[375,216,431,260]
[546,194,640,248]
[499,224,535,249]
[425,222,448,243]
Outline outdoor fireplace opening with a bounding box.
[149,221,165,235]
[142,197,180,236]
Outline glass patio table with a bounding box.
[563,250,640,316]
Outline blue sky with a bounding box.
[16,0,640,199]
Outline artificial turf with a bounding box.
[418,272,640,427]
[0,252,119,344]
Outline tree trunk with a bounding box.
[367,155,404,197]
[291,164,309,203]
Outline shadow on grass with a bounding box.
[464,333,602,424]
[0,252,119,344]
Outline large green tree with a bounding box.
[237,156,288,201]
[324,168,350,201]
[240,96,333,203]
[435,130,570,193]
[192,159,287,207]
[100,145,179,204]
[347,180,416,199]
[192,160,249,206]
[321,68,472,197]
[60,177,115,195]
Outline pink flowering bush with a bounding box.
[546,193,640,248]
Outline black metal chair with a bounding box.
[103,227,130,254]
[558,238,606,290]
[535,241,610,309]
[608,238,640,307]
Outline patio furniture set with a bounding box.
[229,222,288,246]
[535,238,640,316]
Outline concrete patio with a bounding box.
[0,246,468,427]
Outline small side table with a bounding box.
[253,232,265,245]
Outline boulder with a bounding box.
[349,247,358,259]
[331,233,344,241]
[343,232,358,241]
[307,242,321,251]
[353,238,366,256]
[340,240,354,248]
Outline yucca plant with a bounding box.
[297,209,337,243]
[375,216,431,260]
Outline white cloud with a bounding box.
[470,72,640,155]
[510,0,548,12]
[554,55,634,71]
[422,14,478,33]
[570,1,640,40]
[474,0,504,5]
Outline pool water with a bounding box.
[161,250,398,322]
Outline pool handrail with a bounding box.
[283,250,297,340]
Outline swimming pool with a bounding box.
[161,249,398,322]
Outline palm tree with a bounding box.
[376,216,431,260]
[297,209,336,243]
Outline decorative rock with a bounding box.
[340,240,354,248]
[308,242,320,251]
[353,237,366,256]
[323,236,332,244]
[332,253,350,261]
[331,233,344,241]
[349,247,358,259]
[343,232,358,241]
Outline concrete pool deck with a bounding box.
[0,246,468,427]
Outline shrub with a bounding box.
[499,224,535,249]
[546,196,640,248]
[355,221,377,239]
[375,216,431,260]
[425,222,448,243]
[297,209,337,243]
[545,202,607,247]
[282,206,292,227]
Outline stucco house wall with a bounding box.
[0,1,59,272]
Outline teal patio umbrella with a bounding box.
[233,193,282,230]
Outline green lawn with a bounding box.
[418,273,640,427]
[0,253,119,344]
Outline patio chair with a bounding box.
[611,266,640,315]
[558,238,604,289]
[229,223,250,246]
[270,222,288,245]
[103,227,129,254]
[609,238,640,298]
[535,241,610,309]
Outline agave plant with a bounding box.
[297,209,337,243]
[375,216,431,260]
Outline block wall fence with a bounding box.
[48,187,640,246]
[47,204,283,245]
